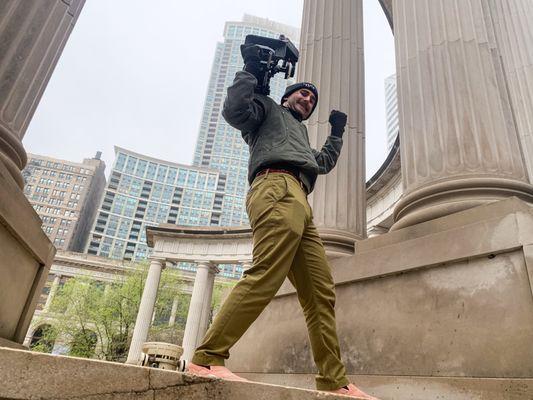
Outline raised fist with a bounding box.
[329,110,347,138]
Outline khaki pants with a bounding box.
[192,172,349,390]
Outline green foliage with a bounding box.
[39,261,188,361]
[211,280,236,316]
[29,324,57,353]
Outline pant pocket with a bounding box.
[246,175,288,227]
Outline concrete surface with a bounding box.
[0,346,365,400]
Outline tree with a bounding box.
[35,261,186,361]
[211,280,236,315]
[29,324,57,353]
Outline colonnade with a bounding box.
[125,259,251,365]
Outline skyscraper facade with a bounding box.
[86,147,225,263]
[384,74,399,151]
[193,14,299,226]
[22,153,106,252]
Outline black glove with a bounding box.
[329,110,347,138]
[240,44,264,83]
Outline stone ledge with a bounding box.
[0,347,363,399]
[276,198,533,297]
[240,373,533,400]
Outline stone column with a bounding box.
[391,0,533,231]
[168,296,179,326]
[197,264,218,348]
[487,0,533,183]
[182,261,215,361]
[298,0,366,254]
[0,1,85,187]
[125,258,165,365]
[0,0,84,347]
[43,274,61,312]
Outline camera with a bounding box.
[241,34,299,95]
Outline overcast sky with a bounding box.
[23,0,395,178]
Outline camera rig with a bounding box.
[241,34,299,95]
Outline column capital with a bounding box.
[238,260,253,269]
[195,261,219,274]
[148,258,166,269]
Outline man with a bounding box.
[187,45,379,400]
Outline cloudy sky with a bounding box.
[23,0,395,178]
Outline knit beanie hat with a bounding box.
[280,82,319,119]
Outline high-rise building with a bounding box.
[86,147,226,262]
[384,74,399,151]
[193,14,300,226]
[22,152,106,251]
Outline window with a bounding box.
[112,240,125,258]
[115,153,127,171]
[177,169,187,185]
[187,171,197,187]
[136,159,148,177]
[126,156,138,173]
[117,219,131,239]
[124,197,137,218]
[167,168,177,184]
[107,215,119,236]
[151,184,163,201]
[161,186,173,203]
[207,175,217,190]
[146,163,157,179]
[145,202,158,222]
[197,173,207,189]
[156,166,167,182]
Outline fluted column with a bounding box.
[0,1,85,187]
[391,0,533,230]
[298,0,366,254]
[126,258,165,364]
[0,0,84,347]
[487,0,533,183]
[182,261,216,361]
[43,274,61,312]
[168,296,179,326]
[197,264,218,349]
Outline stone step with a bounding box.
[0,346,367,399]
[240,372,533,400]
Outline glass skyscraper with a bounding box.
[193,14,300,226]
[86,146,225,262]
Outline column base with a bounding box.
[0,126,27,189]
[317,228,363,259]
[391,177,533,231]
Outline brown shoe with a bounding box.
[326,383,380,399]
[187,362,249,382]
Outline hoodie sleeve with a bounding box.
[311,136,343,174]
[222,71,270,133]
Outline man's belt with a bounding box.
[254,166,307,193]
[255,168,299,181]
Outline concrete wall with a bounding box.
[228,199,533,395]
